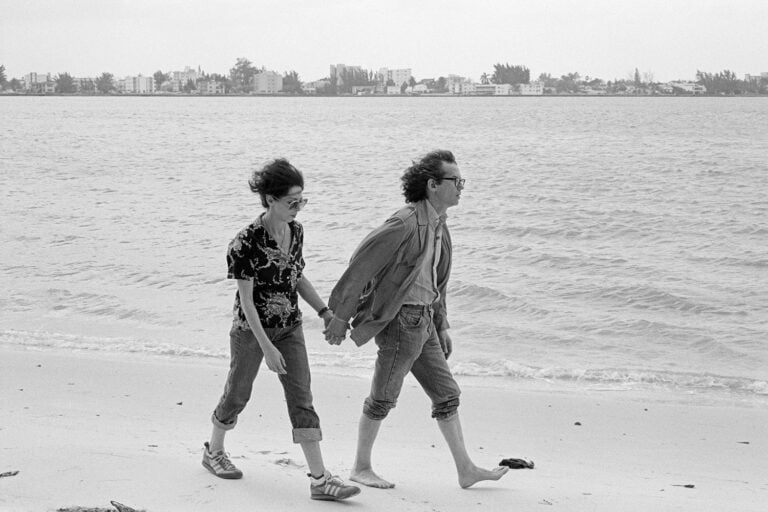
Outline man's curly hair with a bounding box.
[400,150,456,203]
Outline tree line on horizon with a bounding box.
[1,60,767,96]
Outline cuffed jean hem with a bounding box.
[362,397,396,421]
[211,412,237,431]
[432,398,459,421]
[292,427,323,443]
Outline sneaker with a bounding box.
[202,442,243,479]
[310,470,361,501]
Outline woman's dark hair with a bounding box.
[400,150,456,203]
[249,158,304,208]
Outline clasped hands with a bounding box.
[323,314,349,345]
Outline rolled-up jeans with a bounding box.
[364,304,461,421]
[211,323,322,443]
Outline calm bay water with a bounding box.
[1,96,767,397]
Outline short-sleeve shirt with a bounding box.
[227,215,305,330]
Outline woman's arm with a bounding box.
[236,279,286,374]
[297,275,334,326]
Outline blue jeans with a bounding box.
[211,323,322,443]
[364,304,461,421]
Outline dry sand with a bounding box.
[1,346,766,511]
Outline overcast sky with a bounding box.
[2,0,766,82]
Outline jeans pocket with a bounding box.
[398,308,424,329]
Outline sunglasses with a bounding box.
[441,177,466,189]
[283,197,308,210]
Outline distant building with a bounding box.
[745,72,768,82]
[170,66,200,92]
[198,80,226,94]
[172,66,199,84]
[121,75,154,94]
[519,82,544,96]
[474,83,513,95]
[302,79,330,94]
[73,77,94,92]
[330,63,362,88]
[445,74,466,93]
[351,85,376,95]
[378,67,412,88]
[253,71,283,94]
[23,72,51,90]
[670,81,707,94]
[448,76,475,95]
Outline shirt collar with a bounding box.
[424,199,447,227]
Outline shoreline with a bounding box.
[2,345,766,511]
[3,331,766,404]
[3,92,767,98]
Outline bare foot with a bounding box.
[459,465,509,489]
[350,467,395,489]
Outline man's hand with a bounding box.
[324,316,349,345]
[438,329,453,359]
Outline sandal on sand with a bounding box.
[499,458,534,469]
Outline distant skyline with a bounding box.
[2,0,767,83]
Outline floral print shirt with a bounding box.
[227,215,305,330]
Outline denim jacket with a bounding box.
[329,200,452,346]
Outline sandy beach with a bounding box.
[1,346,766,512]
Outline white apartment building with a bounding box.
[23,72,51,89]
[253,71,283,94]
[121,75,154,93]
[519,82,544,95]
[445,75,466,92]
[474,83,513,95]
[449,78,475,95]
[670,81,707,94]
[198,80,226,94]
[172,66,199,84]
[378,67,412,88]
[744,72,768,82]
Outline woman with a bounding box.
[203,158,360,501]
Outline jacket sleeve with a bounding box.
[329,215,410,322]
[433,224,452,332]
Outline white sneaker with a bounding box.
[202,442,243,479]
[310,470,361,500]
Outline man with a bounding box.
[325,150,509,489]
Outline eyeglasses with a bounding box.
[441,177,466,189]
[284,197,308,210]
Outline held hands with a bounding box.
[324,314,349,346]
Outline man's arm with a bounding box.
[328,215,411,322]
[296,275,334,327]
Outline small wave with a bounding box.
[0,329,228,359]
[592,284,730,314]
[688,255,768,269]
[450,359,768,396]
[46,288,167,323]
[450,282,511,302]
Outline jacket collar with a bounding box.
[415,199,446,227]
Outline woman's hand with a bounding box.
[262,342,287,374]
[321,308,334,329]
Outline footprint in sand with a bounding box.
[274,458,304,469]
